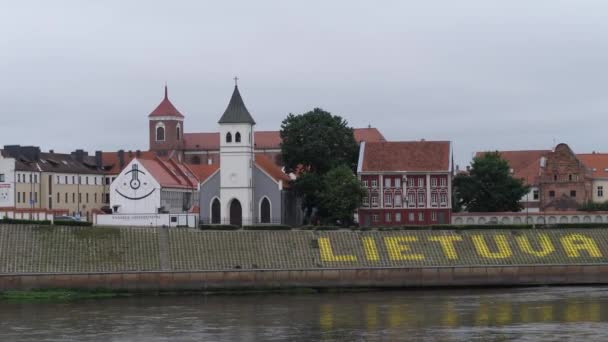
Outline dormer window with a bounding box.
[235,132,241,143]
[155,123,165,141]
[226,132,232,143]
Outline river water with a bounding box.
[1,287,608,341]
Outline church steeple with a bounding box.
[218,83,256,125]
[149,85,184,118]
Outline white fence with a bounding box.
[94,213,198,228]
[452,212,608,225]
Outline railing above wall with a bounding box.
[199,217,283,226]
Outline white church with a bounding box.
[197,84,291,226]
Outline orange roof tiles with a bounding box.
[361,141,450,172]
[475,150,550,185]
[138,157,198,189]
[577,153,608,179]
[187,163,220,183]
[183,127,385,151]
[255,154,290,184]
[102,151,156,174]
[148,86,184,118]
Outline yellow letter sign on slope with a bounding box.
[472,235,512,259]
[561,234,603,258]
[428,236,463,260]
[516,234,555,257]
[319,237,357,262]
[384,236,425,261]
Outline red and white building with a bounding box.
[357,141,452,226]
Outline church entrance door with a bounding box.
[230,199,242,226]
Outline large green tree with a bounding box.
[280,108,359,174]
[318,165,367,226]
[453,152,530,212]
[280,108,361,223]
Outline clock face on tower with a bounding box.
[115,164,155,200]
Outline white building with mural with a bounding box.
[97,157,199,227]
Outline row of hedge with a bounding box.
[197,223,608,231]
[0,218,93,227]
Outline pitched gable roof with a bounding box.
[183,127,385,151]
[149,86,184,118]
[187,163,220,183]
[475,150,550,185]
[102,151,156,174]
[577,153,608,179]
[137,157,198,189]
[361,141,450,172]
[218,86,255,124]
[255,154,290,184]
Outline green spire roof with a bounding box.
[218,86,256,125]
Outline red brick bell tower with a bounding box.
[148,85,185,159]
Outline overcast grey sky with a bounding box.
[1,0,607,167]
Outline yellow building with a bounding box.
[1,146,107,221]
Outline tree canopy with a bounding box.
[453,152,530,212]
[280,108,359,174]
[318,165,367,225]
[280,108,362,224]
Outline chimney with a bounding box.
[71,149,87,163]
[128,150,133,157]
[118,150,125,169]
[21,146,41,161]
[95,151,103,169]
[49,149,54,154]
[136,150,141,158]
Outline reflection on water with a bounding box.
[1,287,608,341]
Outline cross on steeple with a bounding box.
[233,76,239,86]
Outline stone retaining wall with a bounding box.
[1,265,607,291]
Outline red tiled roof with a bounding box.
[354,127,386,143]
[475,150,550,185]
[577,153,608,179]
[361,141,450,172]
[187,163,220,183]
[183,127,385,151]
[138,157,198,189]
[148,86,184,118]
[255,154,290,184]
[183,132,220,150]
[102,151,156,174]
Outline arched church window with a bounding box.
[156,124,165,141]
[235,132,241,143]
[226,132,232,143]
[176,124,181,141]
[260,197,271,223]
[211,198,220,224]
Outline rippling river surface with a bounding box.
[2,287,608,341]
